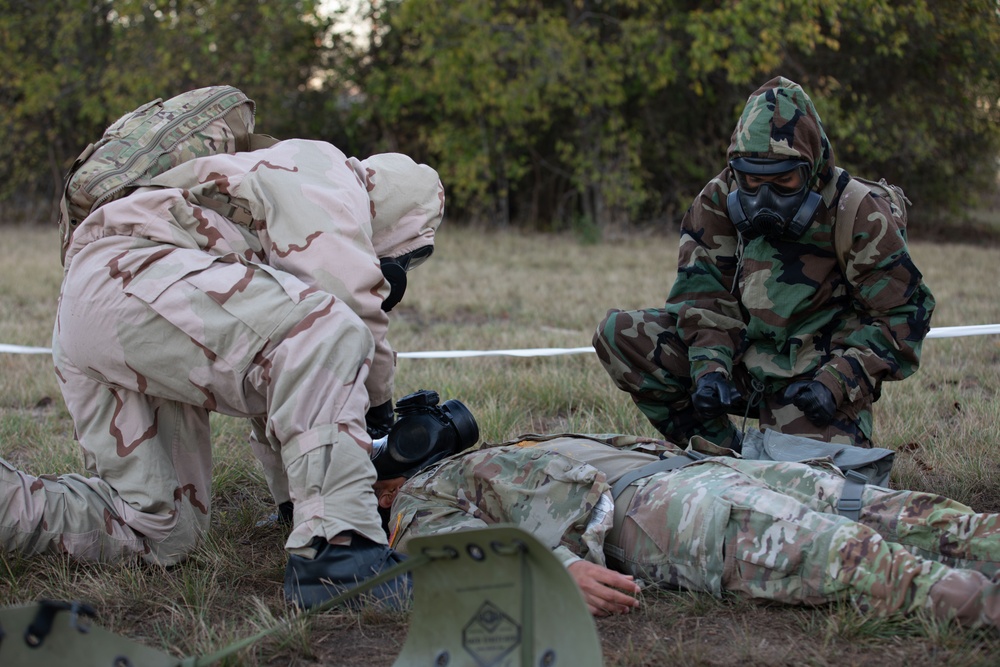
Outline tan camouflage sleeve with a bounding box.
[232,140,396,405]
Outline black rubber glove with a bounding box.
[366,400,395,440]
[277,500,294,525]
[783,380,837,427]
[691,372,743,419]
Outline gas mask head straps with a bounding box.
[379,245,434,312]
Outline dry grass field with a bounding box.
[2,222,1000,665]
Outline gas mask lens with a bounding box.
[732,161,810,196]
[395,245,434,272]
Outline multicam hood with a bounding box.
[348,153,445,261]
[727,76,836,191]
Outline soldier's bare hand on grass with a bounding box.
[568,560,641,616]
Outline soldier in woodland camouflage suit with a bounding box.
[0,139,442,608]
[594,77,934,450]
[378,434,1000,629]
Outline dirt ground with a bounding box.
[252,590,1000,667]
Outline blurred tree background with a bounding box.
[1,0,997,234]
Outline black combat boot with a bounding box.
[283,533,411,610]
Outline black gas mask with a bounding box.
[726,157,822,241]
[370,389,480,480]
[380,245,434,312]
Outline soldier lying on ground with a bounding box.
[376,432,1000,629]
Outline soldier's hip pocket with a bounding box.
[123,261,300,374]
[622,484,731,596]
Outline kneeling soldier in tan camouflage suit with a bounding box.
[0,139,441,608]
[379,433,1000,629]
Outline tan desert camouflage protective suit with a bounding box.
[0,139,444,565]
[391,435,1000,630]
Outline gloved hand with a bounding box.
[366,400,395,440]
[783,380,837,426]
[691,372,743,419]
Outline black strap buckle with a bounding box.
[836,469,869,521]
[25,600,98,648]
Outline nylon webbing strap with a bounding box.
[191,193,255,227]
[249,133,279,151]
[835,177,870,275]
[837,469,868,521]
[222,107,251,153]
[609,451,706,500]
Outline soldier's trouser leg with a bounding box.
[616,459,1000,628]
[756,386,874,448]
[251,308,385,552]
[856,487,1000,577]
[24,347,212,565]
[593,308,737,447]
[250,417,290,509]
[52,241,383,564]
[0,457,148,560]
[720,456,1000,576]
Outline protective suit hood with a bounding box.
[727,76,835,192]
[348,153,445,260]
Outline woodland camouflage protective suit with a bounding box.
[389,435,1000,630]
[0,139,443,566]
[594,77,935,448]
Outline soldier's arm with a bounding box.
[391,496,639,617]
[390,448,614,577]
[815,193,935,404]
[567,560,641,616]
[234,140,396,405]
[666,173,746,382]
[388,504,488,553]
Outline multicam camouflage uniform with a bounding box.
[389,435,1000,629]
[0,140,444,565]
[594,77,934,449]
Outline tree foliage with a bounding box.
[0,0,334,211]
[0,0,997,231]
[358,0,1000,229]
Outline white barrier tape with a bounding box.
[0,343,596,358]
[3,324,1000,359]
[0,344,54,355]
[399,347,594,359]
[924,324,1000,339]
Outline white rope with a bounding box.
[4,324,1000,359]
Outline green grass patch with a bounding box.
[2,223,1000,664]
